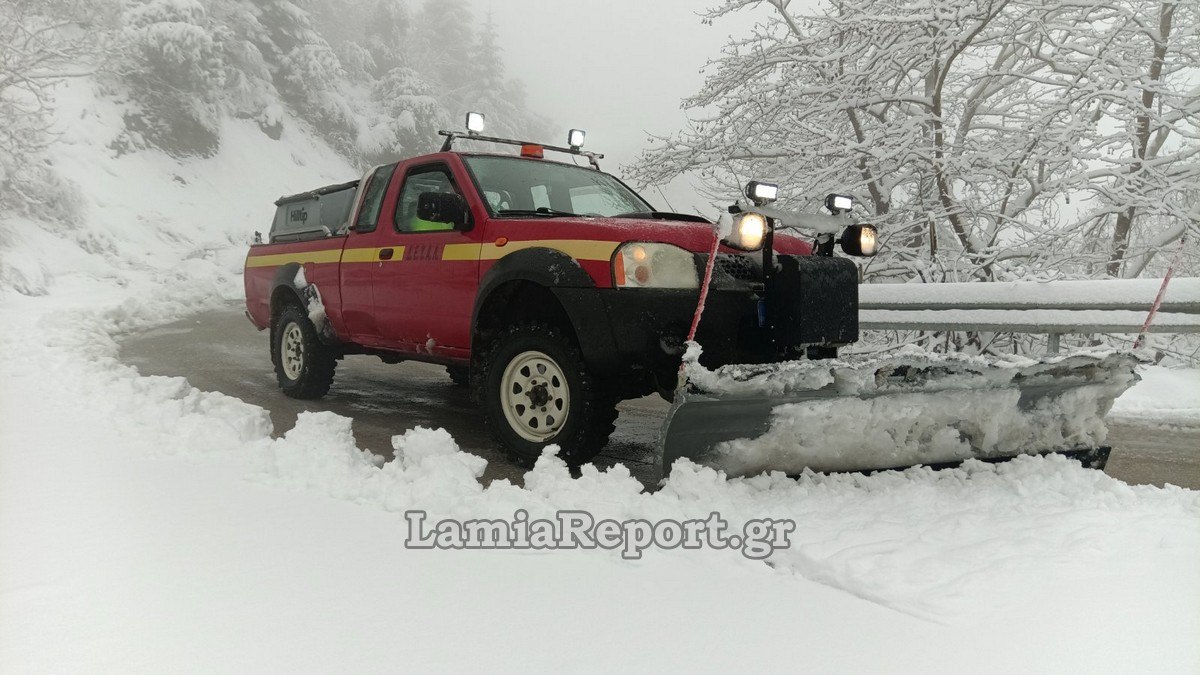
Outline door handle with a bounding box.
[378,248,394,260]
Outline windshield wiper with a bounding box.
[497,207,580,218]
[613,211,711,223]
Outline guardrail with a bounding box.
[858,277,1200,353]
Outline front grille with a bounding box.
[713,254,761,283]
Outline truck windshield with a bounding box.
[463,155,652,218]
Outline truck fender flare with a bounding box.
[269,263,339,344]
[269,263,306,318]
[472,248,618,370]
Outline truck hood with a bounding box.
[500,215,813,256]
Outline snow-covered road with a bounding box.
[119,303,1200,490]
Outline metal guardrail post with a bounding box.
[1047,333,1060,355]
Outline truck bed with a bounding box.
[269,179,359,243]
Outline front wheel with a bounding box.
[272,304,336,399]
[480,322,617,467]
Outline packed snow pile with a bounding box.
[681,342,1140,397]
[678,343,1141,475]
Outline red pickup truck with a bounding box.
[244,119,863,466]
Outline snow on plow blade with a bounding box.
[660,348,1141,478]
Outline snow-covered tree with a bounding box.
[458,13,549,141]
[363,0,411,76]
[0,0,96,217]
[361,64,444,161]
[119,0,226,156]
[251,0,361,153]
[631,0,1199,281]
[72,0,549,166]
[412,0,475,106]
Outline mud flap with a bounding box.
[659,350,1140,478]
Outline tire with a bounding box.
[480,322,617,467]
[446,365,470,387]
[271,303,336,399]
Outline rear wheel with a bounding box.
[480,322,617,467]
[272,304,336,399]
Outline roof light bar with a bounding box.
[745,180,779,205]
[465,111,485,135]
[437,115,604,169]
[825,193,854,214]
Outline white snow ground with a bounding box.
[2,82,1199,672]
[1109,366,1200,428]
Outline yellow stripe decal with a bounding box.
[340,246,405,263]
[474,239,619,262]
[442,243,483,261]
[245,249,343,268]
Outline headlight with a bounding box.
[613,243,698,289]
[839,224,878,256]
[723,212,767,251]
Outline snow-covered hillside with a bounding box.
[1,78,354,299]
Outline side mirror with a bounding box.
[416,192,469,230]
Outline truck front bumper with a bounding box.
[553,254,859,394]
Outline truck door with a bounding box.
[339,162,399,342]
[371,160,482,357]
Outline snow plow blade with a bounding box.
[660,350,1140,478]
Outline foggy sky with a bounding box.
[464,0,770,215]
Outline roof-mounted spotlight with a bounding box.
[465,112,485,135]
[567,129,586,150]
[825,193,853,215]
[745,180,779,205]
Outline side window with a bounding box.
[394,165,461,233]
[354,163,397,233]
